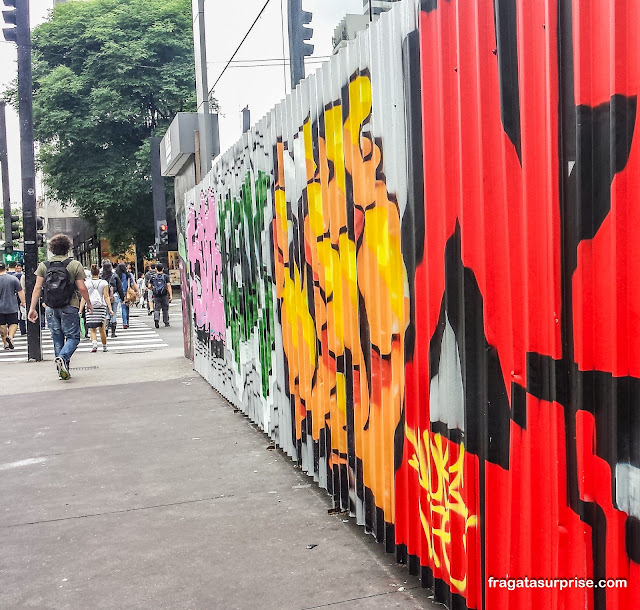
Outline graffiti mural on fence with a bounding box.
[218,170,275,399]
[181,0,640,608]
[272,72,409,523]
[186,133,281,432]
[187,187,226,348]
[176,200,193,360]
[395,0,640,609]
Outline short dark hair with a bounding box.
[0,262,6,271]
[156,263,164,272]
[8,261,17,269]
[49,234,73,256]
[150,263,156,269]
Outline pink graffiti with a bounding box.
[187,187,226,343]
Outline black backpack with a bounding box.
[43,258,76,308]
[151,273,168,297]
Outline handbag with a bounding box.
[125,274,137,304]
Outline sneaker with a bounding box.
[155,320,160,328]
[55,357,70,380]
[91,346,98,353]
[164,323,170,327]
[103,345,108,352]
[6,337,14,350]
[147,311,153,316]
[123,325,129,329]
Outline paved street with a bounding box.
[0,300,437,609]
[0,304,171,363]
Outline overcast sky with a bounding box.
[0,0,364,205]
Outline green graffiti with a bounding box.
[178,233,187,263]
[218,170,275,399]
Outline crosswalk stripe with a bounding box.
[0,318,170,363]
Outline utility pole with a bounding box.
[3,0,41,360]
[0,102,12,255]
[287,0,314,89]
[1,104,21,264]
[192,0,219,179]
[242,106,250,134]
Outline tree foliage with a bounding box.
[28,0,196,253]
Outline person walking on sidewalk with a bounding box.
[116,263,138,329]
[7,261,26,336]
[101,261,124,338]
[80,265,113,353]
[28,234,92,380]
[149,263,172,328]
[0,261,26,350]
[136,273,146,308]
[144,263,157,316]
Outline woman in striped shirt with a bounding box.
[80,265,114,353]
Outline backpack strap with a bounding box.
[44,258,72,269]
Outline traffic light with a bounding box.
[288,0,313,88]
[36,215,46,247]
[5,213,19,253]
[10,214,20,239]
[2,0,18,43]
[9,213,19,238]
[159,224,169,245]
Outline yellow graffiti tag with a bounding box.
[406,428,478,593]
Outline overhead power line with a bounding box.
[0,39,331,72]
[220,59,328,69]
[206,55,331,64]
[209,0,274,94]
[0,38,175,71]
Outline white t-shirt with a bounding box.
[86,278,108,307]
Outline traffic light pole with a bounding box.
[287,0,314,89]
[150,137,169,271]
[15,0,41,360]
[0,102,12,253]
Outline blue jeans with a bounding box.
[110,295,121,324]
[46,305,81,365]
[121,301,130,326]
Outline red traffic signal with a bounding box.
[159,224,169,245]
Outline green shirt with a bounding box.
[35,256,86,309]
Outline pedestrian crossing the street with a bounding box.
[0,312,170,363]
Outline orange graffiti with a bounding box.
[272,73,409,521]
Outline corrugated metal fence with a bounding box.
[178,0,640,607]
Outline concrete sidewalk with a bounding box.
[0,315,438,609]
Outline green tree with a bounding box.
[24,0,196,254]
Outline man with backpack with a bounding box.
[0,261,26,350]
[27,234,93,380]
[148,263,172,329]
